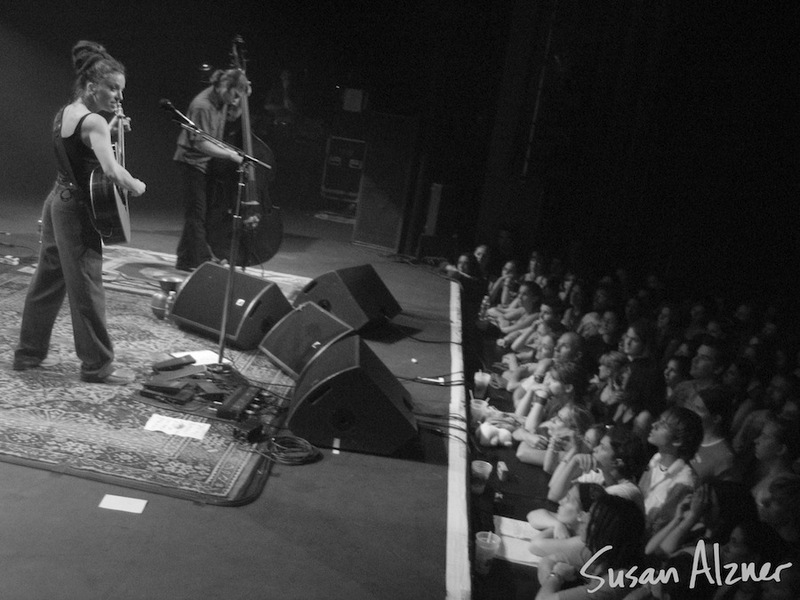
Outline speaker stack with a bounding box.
[170,262,416,456]
[170,262,292,350]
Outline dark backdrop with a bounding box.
[1,0,509,216]
[2,1,797,302]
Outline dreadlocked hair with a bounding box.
[71,40,125,100]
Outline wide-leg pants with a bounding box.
[14,181,114,380]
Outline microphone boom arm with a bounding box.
[160,98,271,171]
[176,122,272,170]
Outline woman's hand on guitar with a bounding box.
[108,114,131,137]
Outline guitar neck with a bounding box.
[115,107,125,168]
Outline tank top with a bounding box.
[54,108,100,191]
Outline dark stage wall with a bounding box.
[1,0,509,242]
[3,1,797,301]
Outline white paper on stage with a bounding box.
[144,414,210,440]
[493,515,541,566]
[99,494,148,514]
[171,350,231,365]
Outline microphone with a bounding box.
[159,99,195,127]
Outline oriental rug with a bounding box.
[0,268,298,505]
[99,244,310,299]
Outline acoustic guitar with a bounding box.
[88,106,131,244]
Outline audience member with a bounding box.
[756,474,800,549]
[610,319,664,438]
[504,297,566,369]
[489,281,542,344]
[547,425,648,510]
[663,354,691,404]
[682,300,709,341]
[467,247,800,598]
[562,280,589,332]
[689,386,738,482]
[444,251,486,305]
[512,334,586,423]
[485,259,517,307]
[517,402,594,468]
[638,406,703,535]
[513,360,589,445]
[528,482,606,550]
[535,495,646,600]
[669,337,727,408]
[724,357,761,437]
[644,479,757,559]
[750,414,800,501]
[733,375,798,482]
[587,350,628,424]
[653,302,682,365]
[583,309,622,367]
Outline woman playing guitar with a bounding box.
[14,40,146,385]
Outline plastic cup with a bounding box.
[470,460,492,495]
[473,371,491,399]
[470,398,488,426]
[474,531,502,575]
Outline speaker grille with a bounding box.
[258,301,354,379]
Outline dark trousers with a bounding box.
[175,162,215,270]
[15,182,114,379]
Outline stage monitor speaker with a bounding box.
[258,301,354,380]
[292,264,401,331]
[288,336,417,456]
[170,261,292,350]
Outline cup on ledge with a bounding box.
[470,398,489,427]
[473,371,491,400]
[470,460,493,495]
[474,531,502,575]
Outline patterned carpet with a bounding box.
[0,252,305,505]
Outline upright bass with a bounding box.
[207,35,283,266]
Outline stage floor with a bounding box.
[0,196,470,599]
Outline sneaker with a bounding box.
[40,354,61,368]
[81,368,136,385]
[12,354,61,371]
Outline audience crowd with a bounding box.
[447,239,799,599]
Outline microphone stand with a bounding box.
[172,118,271,369]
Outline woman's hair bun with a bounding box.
[71,40,111,74]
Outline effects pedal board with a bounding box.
[217,385,263,421]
